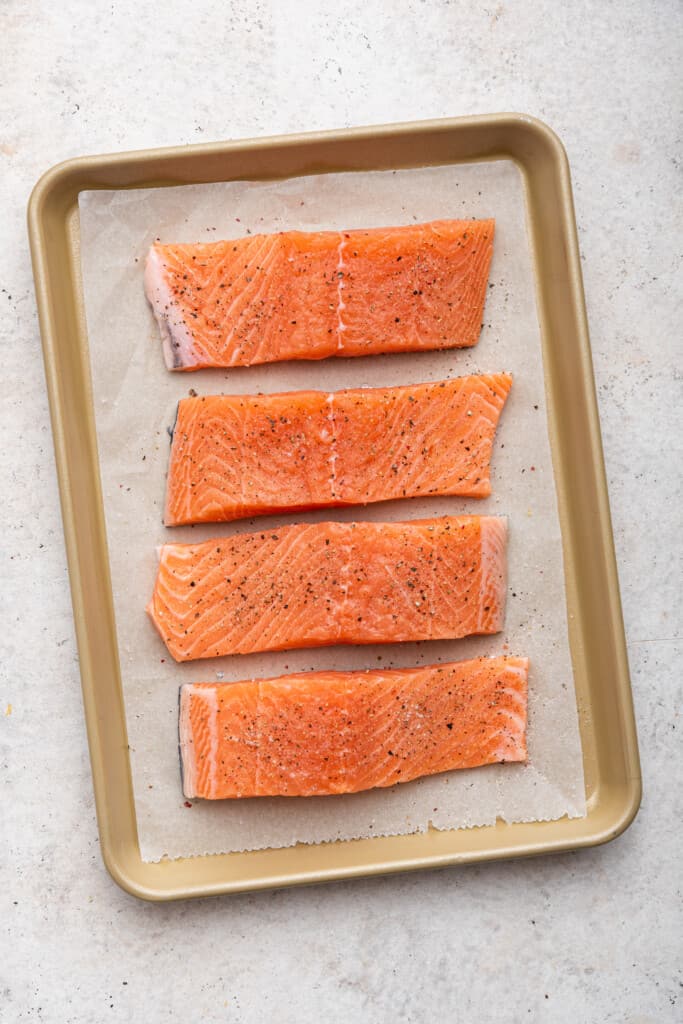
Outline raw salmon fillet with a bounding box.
[144,219,494,370]
[147,516,507,661]
[179,656,529,798]
[165,373,512,526]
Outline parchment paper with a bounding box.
[78,161,586,862]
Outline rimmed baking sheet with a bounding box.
[28,115,640,900]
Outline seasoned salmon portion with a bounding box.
[165,374,512,526]
[145,219,494,370]
[147,516,508,661]
[179,656,529,798]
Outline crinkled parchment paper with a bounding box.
[78,161,586,862]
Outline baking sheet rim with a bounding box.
[27,113,641,901]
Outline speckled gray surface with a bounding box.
[1,2,681,1021]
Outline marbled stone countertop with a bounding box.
[1,2,680,1020]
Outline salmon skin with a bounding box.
[147,516,507,661]
[145,219,494,371]
[179,656,528,799]
[165,373,512,526]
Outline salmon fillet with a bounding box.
[147,516,507,661]
[145,219,494,370]
[165,373,512,526]
[179,656,528,798]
